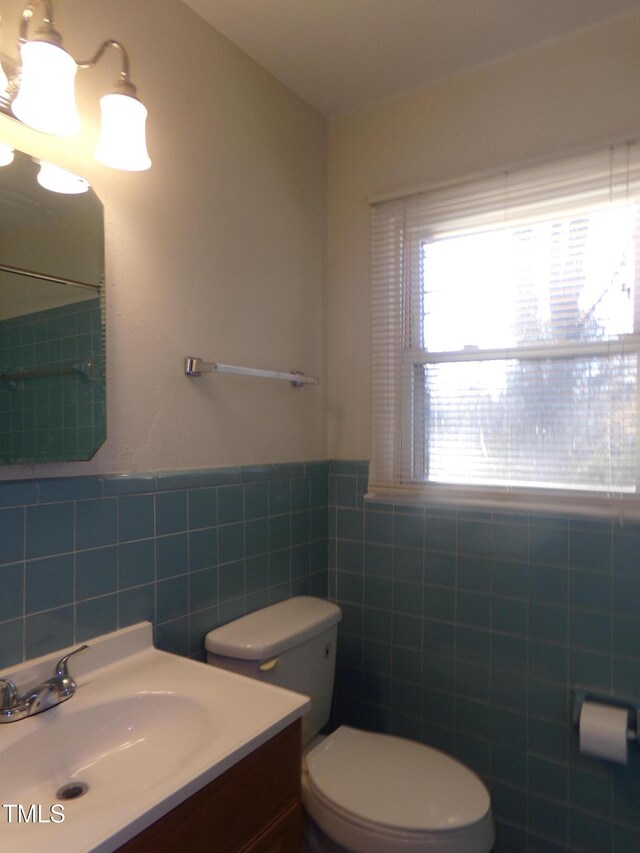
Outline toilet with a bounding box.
[205,596,495,853]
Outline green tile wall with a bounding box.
[4,455,640,850]
[329,461,640,853]
[0,461,328,667]
[0,298,104,463]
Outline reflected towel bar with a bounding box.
[1,360,93,387]
[184,356,318,387]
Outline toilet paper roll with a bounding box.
[579,700,629,765]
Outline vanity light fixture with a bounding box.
[0,13,8,96]
[0,57,7,96]
[0,140,13,165]
[2,1,151,170]
[11,1,80,135]
[37,160,88,193]
[80,40,151,171]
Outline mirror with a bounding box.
[0,148,105,464]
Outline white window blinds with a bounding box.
[370,143,640,518]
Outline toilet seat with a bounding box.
[302,727,494,853]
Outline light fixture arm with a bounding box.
[77,40,137,97]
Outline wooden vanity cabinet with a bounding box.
[118,719,302,853]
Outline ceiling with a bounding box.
[182,0,640,118]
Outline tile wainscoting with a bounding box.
[0,461,328,666]
[3,456,640,851]
[329,461,640,853]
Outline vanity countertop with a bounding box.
[0,622,310,852]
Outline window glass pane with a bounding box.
[421,356,637,491]
[421,204,636,352]
[371,143,640,512]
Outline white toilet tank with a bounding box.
[205,596,342,744]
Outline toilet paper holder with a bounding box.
[573,691,639,744]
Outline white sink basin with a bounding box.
[4,693,208,807]
[0,623,309,852]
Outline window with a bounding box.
[370,144,640,518]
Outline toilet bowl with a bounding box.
[301,726,494,853]
[205,596,495,853]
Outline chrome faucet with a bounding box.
[0,644,88,723]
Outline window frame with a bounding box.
[369,144,640,520]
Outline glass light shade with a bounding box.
[12,40,80,135]
[95,92,151,171]
[37,161,89,194]
[0,60,8,96]
[0,143,14,166]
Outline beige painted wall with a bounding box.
[327,10,640,460]
[3,5,638,475]
[0,0,328,478]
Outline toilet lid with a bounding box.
[304,726,491,833]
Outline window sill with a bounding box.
[365,482,640,522]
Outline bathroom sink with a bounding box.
[0,623,309,852]
[3,693,208,807]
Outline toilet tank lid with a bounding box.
[205,596,342,660]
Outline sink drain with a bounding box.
[56,782,88,801]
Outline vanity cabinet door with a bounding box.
[238,800,302,853]
[117,720,302,853]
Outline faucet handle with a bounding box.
[0,678,18,710]
[54,644,89,679]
